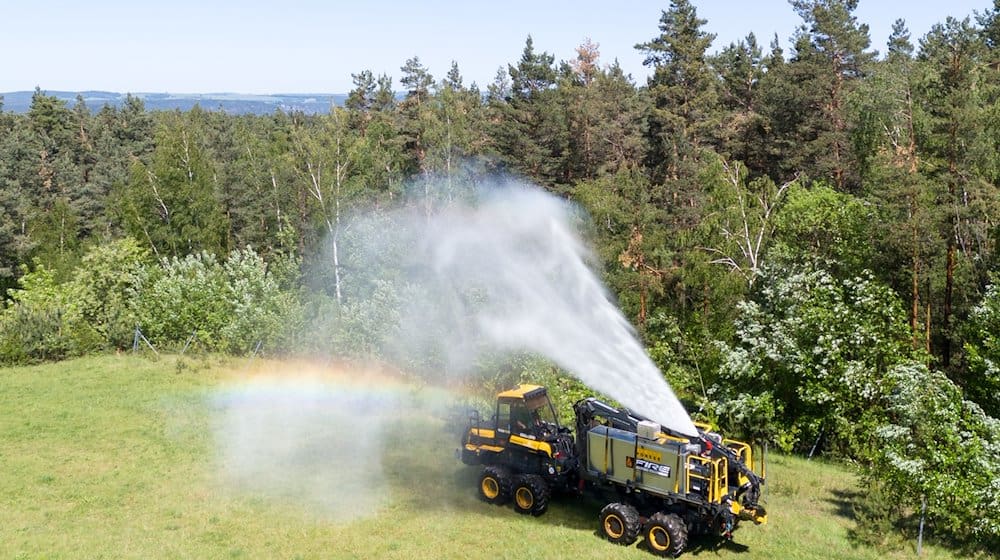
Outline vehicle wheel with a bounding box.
[478,465,511,505]
[511,474,550,516]
[599,502,640,545]
[644,512,688,557]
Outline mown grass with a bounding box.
[0,355,977,559]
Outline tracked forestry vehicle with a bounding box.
[458,384,767,557]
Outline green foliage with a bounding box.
[779,0,876,191]
[0,263,99,364]
[713,263,913,452]
[487,36,570,187]
[67,238,151,348]
[118,110,226,257]
[698,156,794,290]
[137,251,230,348]
[574,167,671,325]
[770,183,876,276]
[311,278,402,361]
[219,247,302,354]
[864,362,1000,547]
[962,277,1000,416]
[137,247,300,354]
[637,0,719,183]
[913,16,1000,368]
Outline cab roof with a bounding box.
[497,384,547,400]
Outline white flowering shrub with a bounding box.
[136,251,230,348]
[870,362,1000,546]
[963,278,1000,417]
[713,264,911,452]
[219,247,303,353]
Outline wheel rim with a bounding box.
[482,477,499,499]
[515,487,534,509]
[604,514,625,539]
[648,526,670,551]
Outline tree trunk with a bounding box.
[925,303,932,358]
[638,284,647,327]
[911,226,920,348]
[943,238,955,367]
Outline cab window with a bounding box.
[497,402,511,433]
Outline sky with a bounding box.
[0,0,994,94]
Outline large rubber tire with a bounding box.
[511,474,551,516]
[599,502,641,545]
[478,465,511,505]
[644,512,688,557]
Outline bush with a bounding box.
[962,277,1000,417]
[136,247,302,354]
[68,238,151,349]
[864,362,1000,548]
[220,247,302,354]
[0,263,100,364]
[712,263,913,452]
[136,251,230,350]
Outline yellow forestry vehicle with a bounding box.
[458,384,767,557]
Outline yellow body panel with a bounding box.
[471,428,495,439]
[509,434,552,457]
[465,442,504,453]
[730,500,768,525]
[497,384,544,399]
[659,433,691,444]
[464,426,552,457]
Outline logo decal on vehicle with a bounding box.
[634,458,672,477]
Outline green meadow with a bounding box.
[0,356,976,559]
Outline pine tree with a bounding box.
[374,73,396,112]
[425,61,487,200]
[916,16,998,369]
[634,0,727,329]
[346,70,377,114]
[345,70,378,132]
[854,19,943,351]
[775,0,876,191]
[979,0,1000,66]
[0,111,24,296]
[21,90,83,277]
[560,40,647,180]
[636,0,719,184]
[712,33,770,171]
[397,56,435,182]
[487,36,569,188]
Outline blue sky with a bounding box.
[0,1,993,94]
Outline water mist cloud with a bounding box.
[339,178,697,437]
[210,376,400,519]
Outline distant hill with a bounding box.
[0,90,349,115]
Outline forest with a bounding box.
[1,0,999,552]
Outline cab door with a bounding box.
[495,400,512,444]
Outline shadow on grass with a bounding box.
[829,485,997,559]
[826,488,862,521]
[452,467,601,533]
[404,451,780,559]
[679,535,750,556]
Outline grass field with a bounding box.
[0,355,976,559]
